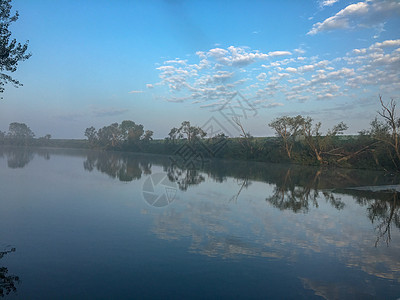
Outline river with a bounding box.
[0,147,399,299]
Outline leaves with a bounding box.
[0,0,31,95]
[84,120,153,149]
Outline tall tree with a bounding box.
[369,96,400,169]
[142,130,153,141]
[166,121,206,143]
[97,123,120,148]
[179,121,206,142]
[166,127,181,143]
[84,126,98,147]
[268,115,304,159]
[8,122,34,139]
[0,0,31,96]
[233,117,256,156]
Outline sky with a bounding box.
[0,0,399,139]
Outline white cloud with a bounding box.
[298,65,315,72]
[203,46,270,67]
[212,71,234,81]
[164,59,187,65]
[308,1,369,35]
[286,67,297,73]
[320,0,339,7]
[373,22,386,39]
[317,93,335,99]
[308,0,400,35]
[268,51,292,57]
[294,48,306,54]
[153,41,400,109]
[370,39,400,49]
[146,84,154,89]
[208,48,228,58]
[257,72,267,81]
[128,90,144,94]
[353,48,367,54]
[264,102,284,108]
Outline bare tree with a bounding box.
[369,96,400,168]
[301,117,348,163]
[233,117,256,156]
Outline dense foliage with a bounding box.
[0,0,31,96]
[1,97,400,172]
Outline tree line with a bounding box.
[0,122,36,145]
[84,120,153,150]
[79,97,400,171]
[267,96,400,170]
[1,96,400,171]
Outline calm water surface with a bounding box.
[0,147,399,299]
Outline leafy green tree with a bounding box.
[119,120,135,141]
[7,122,34,139]
[84,126,98,147]
[97,123,120,148]
[166,127,181,143]
[0,0,31,96]
[180,121,206,142]
[167,121,206,143]
[268,115,305,159]
[85,121,152,150]
[120,120,144,143]
[142,130,153,141]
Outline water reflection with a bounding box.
[338,189,400,247]
[229,178,251,203]
[0,247,19,297]
[1,147,400,298]
[0,147,50,169]
[165,164,205,191]
[3,148,399,248]
[266,169,345,213]
[149,189,400,297]
[83,151,152,182]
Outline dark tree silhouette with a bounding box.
[0,0,31,97]
[0,247,19,297]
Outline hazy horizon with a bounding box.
[0,0,399,139]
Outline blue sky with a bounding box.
[0,0,399,138]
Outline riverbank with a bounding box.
[0,134,396,172]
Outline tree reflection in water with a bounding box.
[3,147,397,248]
[229,178,251,203]
[83,151,152,182]
[0,247,19,297]
[0,147,34,169]
[349,190,400,247]
[266,168,345,213]
[263,166,400,246]
[165,164,205,191]
[0,147,50,169]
